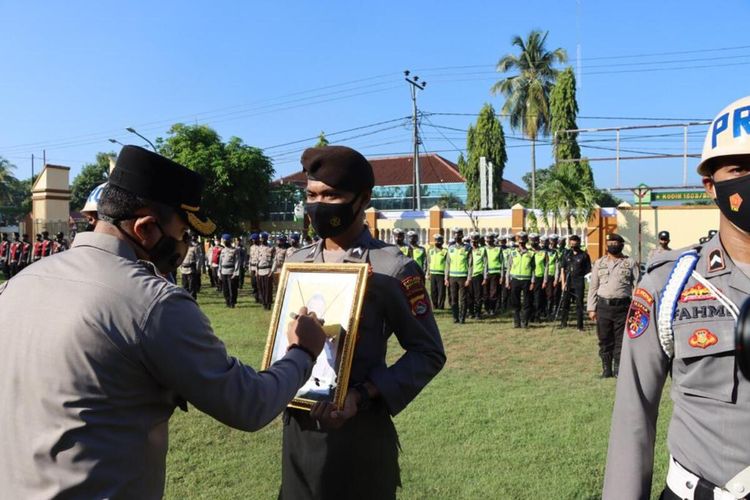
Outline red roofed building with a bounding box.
[272,153,526,216]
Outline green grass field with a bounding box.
[164,282,673,500]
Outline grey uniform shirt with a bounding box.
[257,245,275,276]
[0,232,313,499]
[179,242,200,274]
[219,246,241,276]
[587,255,639,312]
[288,228,446,415]
[603,235,750,498]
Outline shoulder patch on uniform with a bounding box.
[401,274,430,317]
[634,288,654,306]
[708,248,726,273]
[688,328,718,349]
[626,301,650,339]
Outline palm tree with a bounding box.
[491,30,567,209]
[537,162,596,234]
[0,157,16,204]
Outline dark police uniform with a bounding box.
[560,246,591,330]
[280,145,445,500]
[587,239,639,377]
[0,235,9,280]
[604,236,750,499]
[179,240,202,299]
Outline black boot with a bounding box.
[613,357,620,378]
[600,354,614,378]
[452,304,460,324]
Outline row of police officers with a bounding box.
[0,231,69,280]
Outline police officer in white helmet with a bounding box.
[603,96,750,499]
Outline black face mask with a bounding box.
[84,222,96,232]
[306,195,361,239]
[714,175,750,233]
[607,243,624,255]
[107,216,188,275]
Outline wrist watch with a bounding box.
[353,383,371,411]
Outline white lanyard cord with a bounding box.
[690,270,740,320]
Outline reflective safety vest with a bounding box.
[399,245,410,256]
[547,249,559,276]
[510,249,534,280]
[501,247,512,271]
[486,246,503,274]
[448,246,470,278]
[412,246,426,270]
[428,247,447,273]
[533,250,547,278]
[471,247,486,277]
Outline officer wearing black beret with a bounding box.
[586,233,639,377]
[0,145,327,498]
[648,230,672,262]
[281,145,446,500]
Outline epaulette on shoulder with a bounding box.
[646,244,701,273]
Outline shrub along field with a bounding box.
[164,283,673,499]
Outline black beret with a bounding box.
[658,231,670,240]
[301,146,375,193]
[606,233,624,243]
[108,145,216,236]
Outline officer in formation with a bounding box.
[281,145,445,499]
[647,230,672,262]
[0,233,10,280]
[604,96,750,499]
[52,232,69,254]
[249,232,260,302]
[483,233,504,315]
[393,228,409,255]
[505,231,535,328]
[407,230,426,272]
[445,229,472,323]
[209,236,223,292]
[31,234,43,263]
[545,235,562,319]
[586,233,639,378]
[235,236,248,289]
[286,232,301,260]
[256,232,275,310]
[558,234,591,331]
[0,145,328,498]
[467,232,488,319]
[272,234,289,293]
[499,234,513,312]
[425,234,447,309]
[40,231,53,258]
[179,233,204,299]
[528,233,549,322]
[219,233,241,308]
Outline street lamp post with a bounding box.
[125,127,157,152]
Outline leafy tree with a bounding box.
[158,123,274,233]
[537,161,597,233]
[70,152,112,211]
[0,156,16,204]
[550,67,581,164]
[436,193,464,209]
[315,131,329,147]
[457,153,477,208]
[491,30,567,209]
[463,104,508,210]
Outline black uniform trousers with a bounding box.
[499,272,510,311]
[1,262,9,280]
[545,278,559,318]
[595,299,630,365]
[9,261,22,278]
[484,273,501,314]
[208,266,217,288]
[256,271,273,310]
[281,404,400,500]
[221,274,239,307]
[560,278,586,329]
[448,276,468,322]
[531,277,547,322]
[429,273,446,309]
[181,269,201,299]
[510,278,532,328]
[469,275,484,317]
[250,270,260,302]
[239,266,246,289]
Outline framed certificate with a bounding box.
[261,262,369,411]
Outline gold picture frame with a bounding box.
[261,262,369,411]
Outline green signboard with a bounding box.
[652,190,710,202]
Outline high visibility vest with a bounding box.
[547,250,558,276]
[448,246,469,278]
[472,247,486,277]
[501,247,512,271]
[412,246,426,270]
[510,249,534,280]
[533,250,547,278]
[429,247,447,273]
[486,246,503,274]
[399,245,410,256]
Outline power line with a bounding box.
[262,116,410,150]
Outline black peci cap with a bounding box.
[107,145,216,236]
[658,231,670,240]
[301,146,375,193]
[606,233,625,243]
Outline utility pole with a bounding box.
[404,70,426,210]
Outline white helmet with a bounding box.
[697,96,750,176]
[82,182,107,214]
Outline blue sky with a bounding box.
[1,0,749,197]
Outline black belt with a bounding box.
[600,297,630,306]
